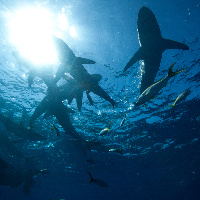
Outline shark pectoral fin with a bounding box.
[123,47,143,73]
[76,57,96,65]
[162,38,189,51]
[90,74,102,83]
[86,90,94,105]
[68,85,82,104]
[76,92,83,111]
[55,63,67,83]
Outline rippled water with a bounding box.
[0,1,200,200]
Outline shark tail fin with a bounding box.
[162,38,189,51]
[168,103,175,112]
[87,171,94,183]
[76,57,96,65]
[168,63,186,77]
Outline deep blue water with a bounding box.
[0,0,200,200]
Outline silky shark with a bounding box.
[29,77,89,128]
[0,113,46,141]
[53,36,115,108]
[65,75,102,111]
[30,94,96,153]
[0,130,31,163]
[29,82,76,128]
[123,6,189,94]
[0,157,35,194]
[36,98,92,152]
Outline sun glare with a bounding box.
[58,13,69,30]
[69,26,77,38]
[9,8,58,65]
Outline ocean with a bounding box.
[0,0,200,199]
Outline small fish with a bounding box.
[100,122,112,136]
[135,64,186,106]
[120,113,127,127]
[34,168,51,175]
[88,171,108,188]
[50,124,60,137]
[109,148,123,156]
[129,141,134,149]
[169,89,191,112]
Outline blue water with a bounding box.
[0,0,200,200]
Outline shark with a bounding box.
[0,113,46,141]
[53,36,115,108]
[29,83,76,128]
[28,77,87,128]
[29,88,93,153]
[123,6,189,94]
[0,157,35,194]
[0,129,31,163]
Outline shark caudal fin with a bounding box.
[162,38,189,52]
[168,103,175,112]
[168,64,186,77]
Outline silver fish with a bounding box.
[169,89,191,112]
[135,64,185,106]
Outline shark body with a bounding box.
[53,36,115,108]
[123,6,189,94]
[0,113,46,141]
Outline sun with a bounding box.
[9,7,58,65]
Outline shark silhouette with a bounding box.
[123,6,189,94]
[29,89,94,153]
[0,157,35,194]
[0,129,34,163]
[53,36,115,108]
[0,113,46,141]
[29,76,91,128]
[31,99,91,152]
[29,83,75,128]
